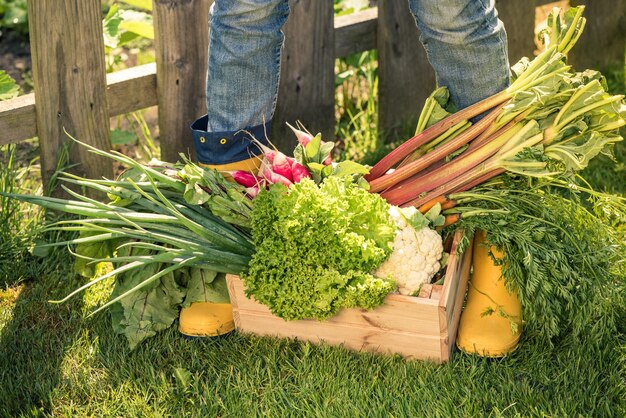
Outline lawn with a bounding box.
[0,250,623,416]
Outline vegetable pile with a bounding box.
[363,6,626,341]
[1,6,624,350]
[5,147,256,347]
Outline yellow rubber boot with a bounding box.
[179,156,260,338]
[198,156,263,180]
[456,230,522,357]
[179,302,235,337]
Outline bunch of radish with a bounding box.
[231,123,333,197]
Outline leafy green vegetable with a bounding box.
[108,247,230,348]
[3,138,253,319]
[182,268,230,307]
[177,159,254,229]
[73,231,118,277]
[110,247,186,349]
[242,177,396,320]
[447,184,626,342]
[414,86,460,135]
[293,130,371,185]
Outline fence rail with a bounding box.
[0,0,624,186]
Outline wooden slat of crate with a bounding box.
[229,276,440,336]
[418,284,433,298]
[234,310,442,360]
[438,232,473,360]
[430,285,443,300]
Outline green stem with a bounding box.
[557,6,585,53]
[554,95,624,132]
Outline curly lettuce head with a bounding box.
[242,177,397,320]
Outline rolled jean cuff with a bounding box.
[191,115,271,165]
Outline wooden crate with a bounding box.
[226,230,473,363]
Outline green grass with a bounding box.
[0,143,44,287]
[0,256,624,416]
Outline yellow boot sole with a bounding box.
[179,302,235,338]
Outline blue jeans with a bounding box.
[192,0,509,164]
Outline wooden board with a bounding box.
[377,0,435,141]
[335,7,378,58]
[496,0,537,63]
[234,311,443,360]
[107,63,158,117]
[272,0,335,152]
[227,230,472,363]
[27,0,112,190]
[570,0,626,71]
[0,64,158,145]
[153,0,212,162]
[229,276,440,336]
[0,94,36,145]
[440,233,473,361]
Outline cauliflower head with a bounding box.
[374,206,444,296]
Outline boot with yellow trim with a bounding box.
[456,230,523,357]
[178,115,269,338]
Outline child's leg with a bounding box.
[407,0,510,110]
[191,0,290,168]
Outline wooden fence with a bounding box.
[0,0,624,188]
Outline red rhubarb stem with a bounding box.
[369,107,501,193]
[380,130,507,205]
[366,91,510,181]
[401,164,502,208]
[451,168,506,194]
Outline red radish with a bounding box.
[263,149,276,164]
[251,139,276,164]
[323,154,332,166]
[263,166,293,187]
[286,156,296,168]
[291,161,311,183]
[251,138,295,181]
[272,152,294,182]
[231,171,261,188]
[245,185,260,198]
[287,122,313,146]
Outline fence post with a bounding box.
[153,0,212,162]
[27,0,112,190]
[496,0,536,64]
[272,0,335,152]
[570,0,626,73]
[378,1,435,142]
